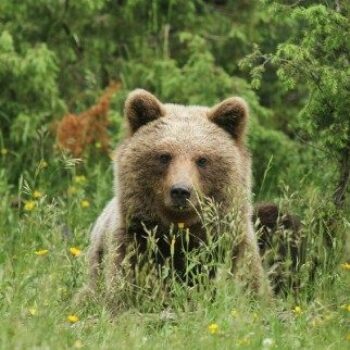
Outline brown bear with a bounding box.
[254,203,303,294]
[87,89,272,298]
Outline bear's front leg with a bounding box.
[232,219,273,299]
[105,226,127,293]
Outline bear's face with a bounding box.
[117,90,250,227]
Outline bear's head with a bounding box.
[117,89,251,227]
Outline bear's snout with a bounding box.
[170,184,191,208]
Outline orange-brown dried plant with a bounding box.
[56,82,120,157]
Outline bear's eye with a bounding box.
[159,153,172,165]
[196,157,208,168]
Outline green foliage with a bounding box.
[243,1,350,208]
[0,31,64,142]
[1,0,307,197]
[272,4,350,152]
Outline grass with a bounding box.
[1,156,350,350]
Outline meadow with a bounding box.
[1,163,350,349]
[1,1,350,349]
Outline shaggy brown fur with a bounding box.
[254,202,303,294]
[87,89,271,298]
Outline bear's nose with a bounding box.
[170,184,191,206]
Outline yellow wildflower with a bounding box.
[340,262,350,271]
[178,222,185,229]
[35,249,49,256]
[238,337,251,346]
[38,160,48,169]
[292,306,303,315]
[67,314,79,324]
[24,200,36,211]
[341,304,350,312]
[208,323,219,335]
[74,340,83,348]
[80,200,90,208]
[69,247,82,257]
[28,307,38,316]
[67,186,78,195]
[1,148,8,156]
[74,175,87,185]
[33,190,43,199]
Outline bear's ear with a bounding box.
[125,89,165,134]
[208,97,248,142]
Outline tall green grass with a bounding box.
[0,155,349,349]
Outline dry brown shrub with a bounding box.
[56,82,120,157]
